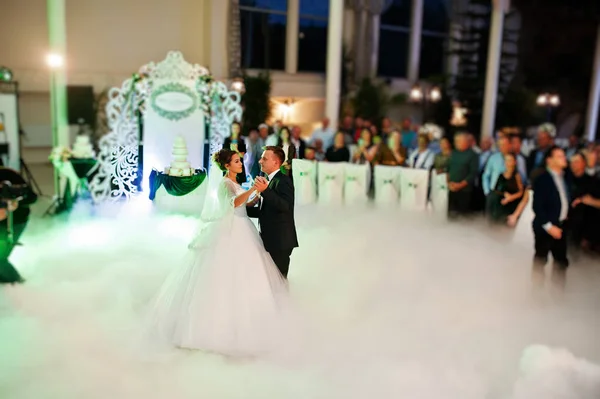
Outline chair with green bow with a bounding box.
[399,167,429,211]
[291,159,317,205]
[373,165,401,205]
[343,162,370,205]
[429,170,449,216]
[317,161,345,205]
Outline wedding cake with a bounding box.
[71,135,95,159]
[166,136,194,177]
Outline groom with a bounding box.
[247,146,298,278]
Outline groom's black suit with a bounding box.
[247,171,298,278]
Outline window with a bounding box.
[419,0,449,79]
[240,0,288,70]
[298,0,329,72]
[378,0,412,78]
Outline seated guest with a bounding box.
[447,133,479,219]
[373,131,407,166]
[486,153,524,224]
[568,152,600,251]
[407,134,435,170]
[352,129,377,164]
[325,132,350,163]
[433,137,452,174]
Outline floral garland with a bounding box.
[120,71,217,121]
[49,146,72,164]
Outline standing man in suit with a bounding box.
[532,146,570,284]
[247,146,299,279]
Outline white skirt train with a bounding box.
[148,213,292,357]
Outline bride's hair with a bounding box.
[212,149,237,172]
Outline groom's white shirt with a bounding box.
[267,170,280,182]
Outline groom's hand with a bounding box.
[254,177,269,193]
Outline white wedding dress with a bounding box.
[149,174,292,357]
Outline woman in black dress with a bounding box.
[488,153,524,224]
[325,132,351,163]
[222,122,247,184]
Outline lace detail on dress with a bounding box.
[222,178,248,216]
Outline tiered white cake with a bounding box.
[166,136,194,177]
[71,135,95,158]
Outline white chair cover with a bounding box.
[343,162,370,205]
[317,161,345,205]
[292,159,317,205]
[429,171,448,216]
[373,165,402,205]
[399,167,430,211]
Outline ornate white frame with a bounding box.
[89,51,243,203]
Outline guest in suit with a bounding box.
[325,132,351,163]
[290,126,307,159]
[532,146,569,285]
[527,125,554,179]
[223,122,247,184]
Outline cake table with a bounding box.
[148,170,207,215]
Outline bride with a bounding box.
[149,149,292,356]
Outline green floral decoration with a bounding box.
[0,66,13,82]
[151,82,198,121]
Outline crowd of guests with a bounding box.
[225,116,600,256]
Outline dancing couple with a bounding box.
[150,146,298,357]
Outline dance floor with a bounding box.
[2,200,600,399]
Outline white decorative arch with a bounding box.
[89,51,243,203]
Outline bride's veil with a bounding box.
[187,158,234,249]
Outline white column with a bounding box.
[584,23,600,142]
[407,0,423,82]
[285,0,300,74]
[326,0,344,129]
[481,0,506,139]
[368,15,381,78]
